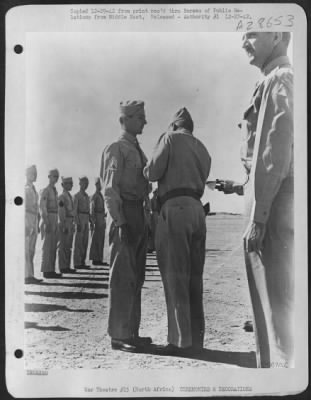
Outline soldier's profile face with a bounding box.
[64,181,73,191]
[80,180,88,190]
[242,32,275,69]
[27,168,37,182]
[50,174,59,184]
[124,112,147,135]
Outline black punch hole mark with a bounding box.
[14,349,23,359]
[14,44,23,54]
[14,196,23,206]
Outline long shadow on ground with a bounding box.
[144,345,256,368]
[25,321,71,331]
[74,270,109,275]
[25,303,93,313]
[35,282,109,290]
[25,291,108,300]
[57,276,109,282]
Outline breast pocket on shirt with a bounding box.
[123,151,142,186]
[125,151,140,168]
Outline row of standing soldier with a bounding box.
[25,169,108,282]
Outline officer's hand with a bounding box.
[222,180,236,194]
[232,183,244,196]
[76,224,81,233]
[119,224,130,244]
[243,221,266,253]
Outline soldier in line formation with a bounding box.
[24,170,108,282]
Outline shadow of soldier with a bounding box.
[24,321,71,331]
[142,345,256,368]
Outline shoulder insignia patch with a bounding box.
[109,156,118,169]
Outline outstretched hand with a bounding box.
[219,180,244,195]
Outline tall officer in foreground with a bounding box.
[25,164,42,284]
[222,32,294,367]
[58,176,75,273]
[144,107,211,354]
[39,168,61,278]
[89,177,108,266]
[100,100,151,353]
[73,176,91,270]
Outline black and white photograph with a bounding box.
[4,3,308,398]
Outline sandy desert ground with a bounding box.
[24,214,257,369]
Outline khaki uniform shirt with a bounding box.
[144,128,211,198]
[58,190,74,224]
[240,56,293,224]
[25,182,39,217]
[73,191,90,225]
[100,131,149,226]
[90,192,106,221]
[39,185,58,223]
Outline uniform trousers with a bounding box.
[41,213,58,272]
[107,203,147,339]
[58,217,74,271]
[156,196,206,348]
[73,214,89,266]
[244,177,294,367]
[25,212,38,278]
[90,213,106,261]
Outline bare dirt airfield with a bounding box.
[24,214,256,369]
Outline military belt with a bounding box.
[26,209,38,215]
[159,188,202,209]
[122,198,144,207]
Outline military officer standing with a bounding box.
[89,177,108,266]
[39,168,61,278]
[100,100,151,352]
[73,176,91,269]
[58,176,75,273]
[144,107,211,354]
[222,32,294,367]
[25,165,42,284]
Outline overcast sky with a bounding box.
[25,32,292,213]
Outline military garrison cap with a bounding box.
[26,164,37,174]
[48,168,59,177]
[79,176,89,183]
[61,176,73,184]
[120,100,145,117]
[170,107,194,132]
